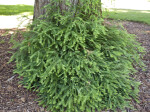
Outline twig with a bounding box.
[6,75,16,82]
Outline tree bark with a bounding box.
[33,0,79,20]
[33,0,50,20]
[33,0,103,20]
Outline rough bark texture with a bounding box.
[33,0,79,20]
[33,0,103,20]
[33,0,50,20]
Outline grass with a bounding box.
[0,4,150,25]
[0,4,34,15]
[104,9,150,25]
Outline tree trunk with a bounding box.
[33,0,79,20]
[33,0,50,20]
[33,0,103,20]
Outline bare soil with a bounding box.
[0,21,150,112]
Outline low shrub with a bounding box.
[10,0,144,112]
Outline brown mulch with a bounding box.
[122,21,150,112]
[0,29,48,112]
[0,22,150,112]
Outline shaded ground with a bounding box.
[0,22,150,112]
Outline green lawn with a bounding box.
[0,5,150,25]
[105,9,150,25]
[0,5,34,15]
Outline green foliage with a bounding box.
[10,0,144,112]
